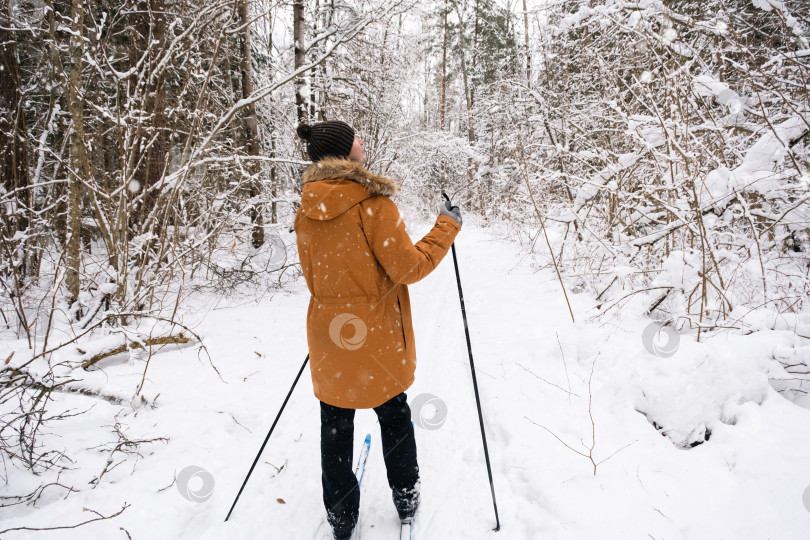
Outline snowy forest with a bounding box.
[2,0,810,538]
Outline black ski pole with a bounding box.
[224,354,310,522]
[442,193,501,532]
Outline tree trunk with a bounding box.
[128,0,167,230]
[310,0,320,120]
[262,6,279,224]
[472,0,478,111]
[522,0,531,82]
[66,0,89,310]
[47,0,68,250]
[439,0,449,188]
[313,0,334,121]
[458,44,475,144]
[440,1,448,131]
[0,0,30,240]
[270,131,278,224]
[238,0,265,249]
[293,0,308,125]
[452,2,475,144]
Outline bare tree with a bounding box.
[65,0,89,311]
[238,0,265,248]
[128,0,168,229]
[293,0,308,125]
[0,0,30,238]
[521,0,530,82]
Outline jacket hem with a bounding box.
[315,374,415,409]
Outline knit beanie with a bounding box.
[296,121,355,162]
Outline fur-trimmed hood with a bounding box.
[301,157,399,197]
[299,157,400,221]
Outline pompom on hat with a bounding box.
[296,120,355,162]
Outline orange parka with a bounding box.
[294,158,461,409]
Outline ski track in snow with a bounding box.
[2,223,810,539]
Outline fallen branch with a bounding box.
[21,314,214,381]
[0,476,76,508]
[81,334,191,370]
[597,286,674,316]
[0,503,129,535]
[88,422,169,487]
[646,288,673,314]
[4,373,134,406]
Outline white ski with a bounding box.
[399,519,414,540]
[351,433,372,540]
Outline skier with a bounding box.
[293,120,462,539]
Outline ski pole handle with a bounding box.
[440,192,463,227]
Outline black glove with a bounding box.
[439,199,462,226]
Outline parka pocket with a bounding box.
[395,294,407,352]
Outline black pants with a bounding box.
[320,392,419,532]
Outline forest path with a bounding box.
[4,222,810,540]
[192,222,810,540]
[203,223,608,539]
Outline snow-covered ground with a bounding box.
[3,220,810,539]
